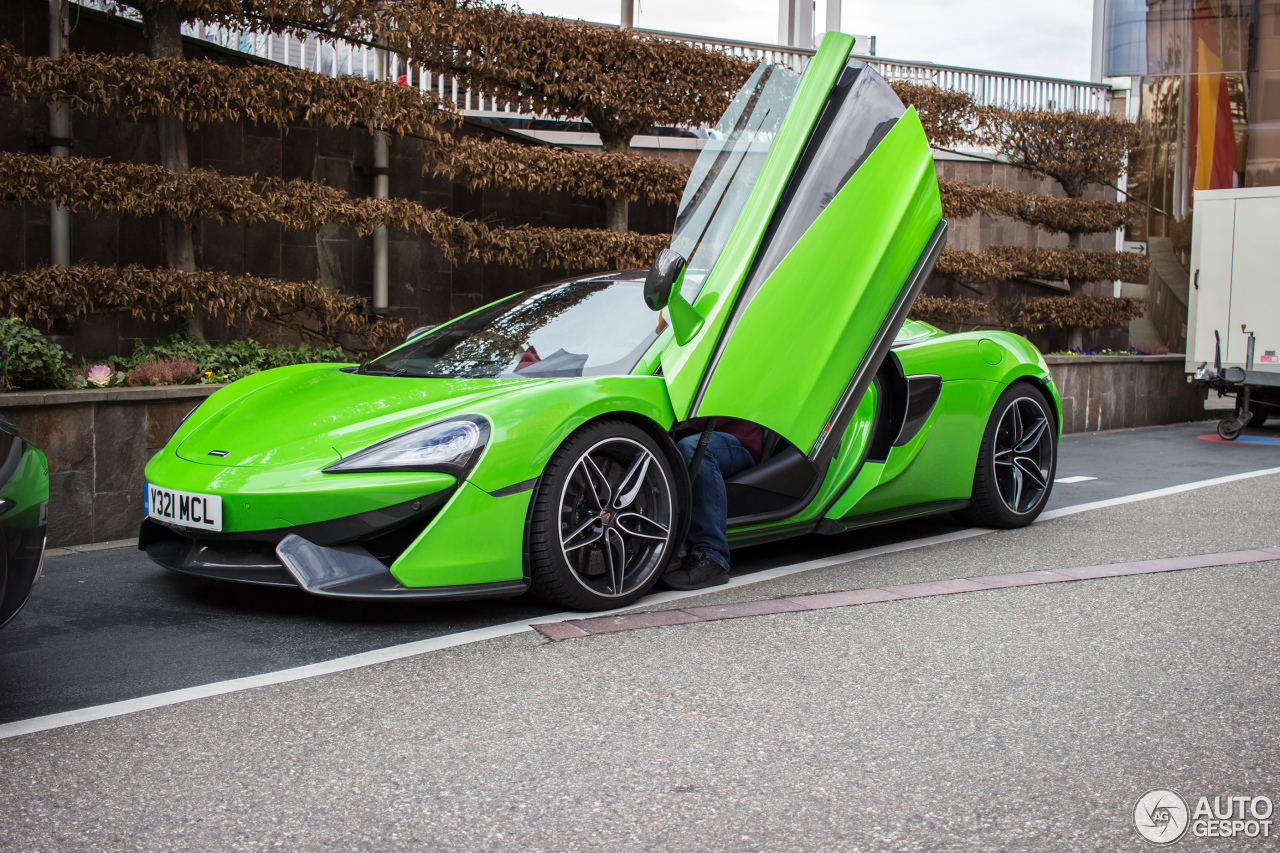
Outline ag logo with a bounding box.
[1135,789,1190,844]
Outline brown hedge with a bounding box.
[888,81,986,148]
[423,134,690,204]
[0,153,668,270]
[1001,295,1146,330]
[0,264,404,352]
[987,245,1151,283]
[133,0,754,142]
[0,42,458,135]
[413,4,755,140]
[988,109,1141,198]
[935,248,1014,283]
[905,293,1143,330]
[936,246,1150,284]
[938,177,1139,235]
[908,294,988,326]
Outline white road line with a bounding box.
[1037,466,1280,521]
[4,465,1280,741]
[1054,475,1097,484]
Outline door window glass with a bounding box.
[742,61,904,301]
[670,62,801,301]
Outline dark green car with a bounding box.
[0,415,49,628]
[141,34,1059,611]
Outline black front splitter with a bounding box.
[275,534,528,601]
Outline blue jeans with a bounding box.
[676,432,756,570]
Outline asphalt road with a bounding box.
[3,453,1278,851]
[1,419,1276,726]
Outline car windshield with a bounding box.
[670,61,801,301]
[366,277,663,379]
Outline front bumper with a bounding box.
[140,490,529,601]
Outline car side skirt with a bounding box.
[813,499,970,535]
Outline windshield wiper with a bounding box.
[352,360,402,376]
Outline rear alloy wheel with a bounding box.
[957,382,1057,528]
[528,421,679,610]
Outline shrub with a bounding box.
[909,294,989,327]
[999,295,1146,331]
[124,334,348,384]
[126,355,203,386]
[0,318,71,391]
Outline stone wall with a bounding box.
[1046,354,1204,433]
[0,386,219,546]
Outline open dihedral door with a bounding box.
[657,36,945,466]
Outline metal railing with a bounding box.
[622,28,1113,114]
[71,2,1113,118]
[869,58,1113,114]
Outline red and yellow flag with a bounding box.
[1189,0,1238,194]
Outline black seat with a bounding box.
[724,442,819,519]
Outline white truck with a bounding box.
[1187,186,1280,439]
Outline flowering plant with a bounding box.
[86,364,112,387]
[71,361,126,388]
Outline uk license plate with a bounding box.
[144,483,223,532]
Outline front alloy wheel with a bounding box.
[957,382,1057,528]
[528,421,679,610]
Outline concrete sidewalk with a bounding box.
[2,475,1279,851]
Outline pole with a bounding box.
[371,45,389,315]
[796,0,814,49]
[620,0,634,28]
[49,0,71,269]
[825,0,841,37]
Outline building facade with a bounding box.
[1096,0,1280,241]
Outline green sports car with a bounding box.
[140,33,1059,611]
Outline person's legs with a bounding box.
[673,431,755,573]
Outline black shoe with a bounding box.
[661,550,729,590]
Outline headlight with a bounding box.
[323,416,490,476]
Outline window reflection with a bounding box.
[670,62,801,301]
[1101,0,1279,244]
[368,278,662,379]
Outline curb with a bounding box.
[46,538,138,558]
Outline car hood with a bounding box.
[177,366,547,468]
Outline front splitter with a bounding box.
[275,534,528,601]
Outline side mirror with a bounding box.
[643,249,704,346]
[644,249,685,311]
[406,325,434,342]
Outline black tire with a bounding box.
[955,381,1057,528]
[1218,418,1241,441]
[527,420,683,611]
